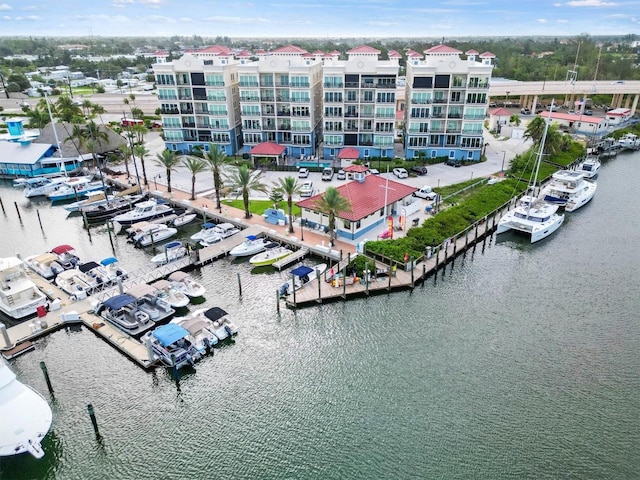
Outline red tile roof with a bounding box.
[272,45,308,54]
[406,49,422,58]
[388,50,402,58]
[153,50,169,56]
[343,165,368,173]
[236,50,252,57]
[302,53,314,58]
[424,45,462,55]
[198,45,234,56]
[312,50,325,55]
[337,147,360,160]
[479,51,496,58]
[347,45,381,54]
[329,50,341,55]
[490,107,511,116]
[297,176,416,221]
[249,142,286,156]
[465,49,479,55]
[537,112,605,123]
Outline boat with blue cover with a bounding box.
[229,235,271,257]
[142,323,200,368]
[99,294,154,337]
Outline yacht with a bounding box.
[99,294,154,337]
[75,261,111,291]
[617,132,640,151]
[127,223,178,248]
[540,170,597,212]
[150,241,189,266]
[141,323,200,369]
[0,257,49,319]
[0,359,52,459]
[23,253,64,281]
[229,235,272,257]
[170,315,219,355]
[112,198,175,227]
[576,155,601,179]
[193,306,239,342]
[47,176,107,202]
[213,222,241,239]
[98,257,128,283]
[81,192,148,224]
[22,176,67,198]
[190,222,218,242]
[54,269,91,299]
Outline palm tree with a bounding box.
[273,176,302,234]
[181,156,208,200]
[81,99,93,118]
[84,121,109,168]
[131,123,147,145]
[55,95,82,123]
[90,104,106,125]
[202,143,234,212]
[224,164,269,219]
[24,105,50,131]
[313,187,352,247]
[133,144,149,186]
[154,149,182,193]
[119,144,132,179]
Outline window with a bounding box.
[346,90,358,102]
[205,74,224,86]
[411,92,432,104]
[243,133,262,143]
[291,92,310,102]
[209,105,228,115]
[293,134,310,145]
[323,134,343,145]
[325,91,343,103]
[292,120,310,131]
[461,137,482,148]
[290,75,309,87]
[210,119,229,129]
[409,137,428,147]
[376,92,395,103]
[165,130,183,141]
[466,93,487,104]
[207,90,226,101]
[241,105,260,116]
[212,133,230,143]
[375,107,394,118]
[324,76,344,88]
[408,122,428,133]
[410,107,429,118]
[343,219,351,229]
[239,75,258,87]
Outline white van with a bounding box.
[413,186,438,200]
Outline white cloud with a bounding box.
[203,16,269,24]
[556,19,569,23]
[111,0,134,7]
[536,18,548,23]
[565,0,616,6]
[15,15,41,20]
[145,14,176,23]
[21,5,38,10]
[0,3,12,11]
[367,21,398,27]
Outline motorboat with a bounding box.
[21,176,67,198]
[75,261,111,291]
[50,244,80,270]
[170,315,219,355]
[54,269,91,299]
[98,257,128,283]
[81,190,148,224]
[229,235,272,257]
[170,211,198,228]
[617,132,640,151]
[99,293,153,337]
[496,195,565,243]
[193,306,239,342]
[150,241,189,266]
[279,263,328,297]
[497,109,564,243]
[150,279,190,308]
[576,155,601,179]
[141,323,200,369]
[540,170,597,212]
[249,246,293,267]
[0,359,52,459]
[213,222,241,239]
[168,271,206,298]
[23,253,64,281]
[63,191,115,213]
[128,223,178,248]
[0,257,49,319]
[190,222,218,242]
[112,198,175,227]
[47,176,107,202]
[126,284,175,323]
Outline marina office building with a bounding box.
[152,44,494,162]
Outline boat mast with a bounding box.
[43,91,66,176]
[527,100,553,217]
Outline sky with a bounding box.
[0,0,638,38]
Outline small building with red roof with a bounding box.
[337,147,360,161]
[536,111,609,135]
[248,142,287,166]
[296,172,417,241]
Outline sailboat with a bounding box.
[496,103,565,243]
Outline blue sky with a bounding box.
[0,0,638,38]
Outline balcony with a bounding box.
[242,111,260,117]
[324,127,343,132]
[433,98,447,104]
[292,126,309,132]
[160,108,179,115]
[277,111,291,117]
[291,111,310,117]
[276,95,290,102]
[206,81,225,87]
[261,95,275,102]
[462,129,483,135]
[408,128,429,134]
[324,112,343,118]
[263,122,276,130]
[376,83,396,89]
[359,140,373,146]
[178,94,193,100]
[290,98,310,103]
[344,82,359,88]
[278,124,291,130]
[446,128,462,133]
[345,112,359,118]
[207,96,226,102]
[158,95,178,101]
[241,96,260,102]
[376,98,395,103]
[198,135,213,142]
[196,122,210,129]
[239,81,259,87]
[411,99,432,104]
[448,114,462,119]
[375,113,395,119]
[361,98,375,103]
[290,82,310,88]
[467,82,490,89]
[274,82,288,87]
[324,82,344,88]
[208,110,228,116]
[193,95,207,101]
[180,108,194,115]
[211,124,229,131]
[430,127,445,133]
[464,114,486,120]
[194,108,209,115]
[182,122,196,128]
[344,126,359,132]
[431,113,444,118]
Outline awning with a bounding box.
[291,266,314,277]
[152,323,189,347]
[103,294,136,310]
[203,307,228,323]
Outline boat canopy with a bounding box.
[100,257,119,266]
[152,323,189,347]
[78,261,101,273]
[33,253,58,264]
[51,244,75,254]
[127,284,158,298]
[291,266,314,277]
[164,241,182,249]
[203,306,228,323]
[103,294,136,310]
[151,279,172,290]
[246,235,257,241]
[201,222,216,229]
[168,271,188,282]
[180,317,209,334]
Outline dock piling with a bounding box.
[276,290,280,313]
[87,403,101,438]
[39,361,54,396]
[0,323,10,348]
[36,209,44,232]
[0,196,5,214]
[237,273,242,297]
[13,202,22,223]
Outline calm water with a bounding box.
[1,152,639,479]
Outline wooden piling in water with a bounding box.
[36,209,44,232]
[276,290,280,313]
[0,196,5,214]
[237,273,242,297]
[13,202,22,223]
[39,361,54,396]
[87,404,100,438]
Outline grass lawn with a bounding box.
[222,199,301,217]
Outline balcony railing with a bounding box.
[206,81,225,87]
[242,111,260,117]
[211,124,229,130]
[324,82,344,88]
[345,112,359,118]
[446,128,462,133]
[462,129,483,135]
[277,111,290,117]
[182,122,196,128]
[375,113,395,118]
[344,126,359,132]
[264,123,276,130]
[291,112,310,117]
[178,94,193,100]
[193,95,207,100]
[290,83,310,88]
[464,114,486,120]
[411,99,432,104]
[180,109,194,115]
[290,98,310,103]
[278,125,291,130]
[292,126,309,132]
[324,112,343,118]
[207,97,226,102]
[430,127,445,133]
[239,81,259,87]
[467,82,490,89]
[448,114,463,119]
[158,95,178,101]
[433,98,447,103]
[160,108,179,115]
[241,96,260,102]
[408,128,429,133]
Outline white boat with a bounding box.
[98,257,128,283]
[112,198,174,227]
[617,132,640,151]
[150,279,190,308]
[126,284,175,323]
[47,176,106,202]
[168,271,206,298]
[141,323,200,369]
[249,246,293,267]
[54,269,90,300]
[497,110,564,243]
[0,257,49,319]
[50,244,80,270]
[23,253,64,281]
[170,315,219,355]
[576,155,601,179]
[75,261,111,291]
[192,306,239,342]
[150,241,189,266]
[63,191,115,213]
[190,222,218,242]
[279,263,328,297]
[213,222,241,239]
[170,211,198,228]
[229,235,272,257]
[540,170,597,212]
[99,294,153,337]
[22,176,67,198]
[0,359,52,459]
[128,223,178,247]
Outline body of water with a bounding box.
[1,151,639,479]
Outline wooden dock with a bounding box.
[196,225,266,264]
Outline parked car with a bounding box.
[446,158,462,167]
[393,167,408,179]
[584,110,593,116]
[321,167,334,181]
[19,101,30,108]
[369,168,380,175]
[567,110,575,115]
[336,169,346,180]
[300,181,314,197]
[298,167,309,178]
[520,108,531,115]
[547,105,558,112]
[411,165,428,176]
[413,186,438,200]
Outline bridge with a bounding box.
[488,80,640,113]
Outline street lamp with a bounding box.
[501,151,506,173]
[300,215,305,241]
[153,174,161,191]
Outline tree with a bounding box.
[181,156,208,200]
[273,176,302,234]
[154,149,182,193]
[202,143,234,212]
[55,95,82,123]
[509,114,521,127]
[90,103,106,125]
[24,105,50,131]
[133,144,149,186]
[224,164,269,219]
[7,73,29,91]
[313,187,352,246]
